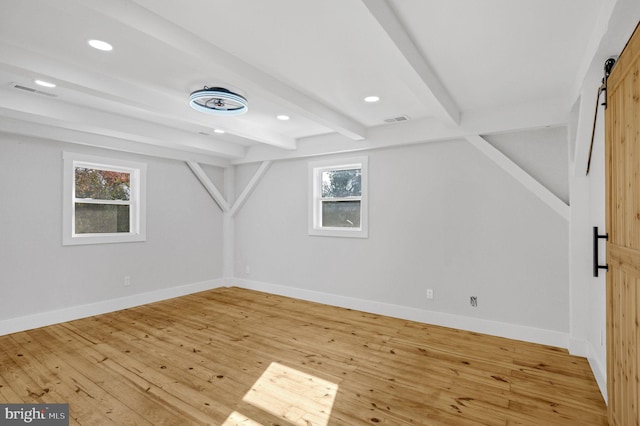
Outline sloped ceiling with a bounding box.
[0,0,628,165]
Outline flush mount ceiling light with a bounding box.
[364,95,380,103]
[276,115,290,121]
[189,86,248,116]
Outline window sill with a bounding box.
[308,227,368,238]
[62,232,146,246]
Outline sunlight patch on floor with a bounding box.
[222,361,339,426]
[221,411,264,425]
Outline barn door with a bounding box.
[605,22,640,426]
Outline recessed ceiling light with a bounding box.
[276,115,290,121]
[214,129,226,134]
[34,79,56,88]
[88,39,113,51]
[364,96,380,103]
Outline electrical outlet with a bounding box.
[426,289,434,300]
[245,265,251,275]
[470,296,478,307]
[124,276,131,287]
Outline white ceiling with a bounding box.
[0,0,629,165]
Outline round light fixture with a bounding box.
[189,87,248,116]
[276,115,290,121]
[364,95,380,103]
[88,39,113,51]
[214,129,226,134]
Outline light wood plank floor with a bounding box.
[0,287,607,425]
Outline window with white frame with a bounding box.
[63,152,146,245]
[308,157,368,238]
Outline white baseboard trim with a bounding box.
[0,278,225,336]
[587,342,608,403]
[568,338,588,357]
[232,279,570,349]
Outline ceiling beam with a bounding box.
[459,97,568,135]
[362,0,461,125]
[0,87,246,159]
[234,98,567,164]
[68,0,367,141]
[0,116,230,167]
[0,43,295,150]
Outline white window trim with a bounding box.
[308,156,368,238]
[62,152,147,246]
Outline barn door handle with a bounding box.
[593,226,609,277]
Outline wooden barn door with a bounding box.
[605,22,640,426]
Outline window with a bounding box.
[309,156,368,238]
[63,152,146,245]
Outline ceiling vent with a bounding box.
[11,83,57,97]
[384,115,409,124]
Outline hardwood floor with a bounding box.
[0,287,607,425]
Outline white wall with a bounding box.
[234,135,570,344]
[569,78,608,399]
[0,134,224,333]
[587,107,607,392]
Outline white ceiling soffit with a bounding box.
[0,0,621,163]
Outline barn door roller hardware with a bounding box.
[593,226,609,277]
[586,57,616,175]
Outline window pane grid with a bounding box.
[72,164,136,236]
[309,156,367,238]
[64,153,146,245]
[318,167,362,229]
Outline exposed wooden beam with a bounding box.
[234,98,567,164]
[459,97,568,135]
[230,161,273,217]
[362,0,460,125]
[187,161,230,212]
[0,87,247,159]
[466,135,570,221]
[71,0,367,141]
[0,116,230,167]
[0,43,294,150]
